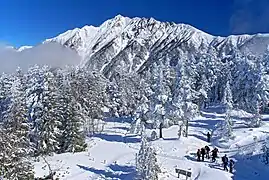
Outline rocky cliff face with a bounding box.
[45,15,269,78]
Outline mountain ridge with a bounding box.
[17,15,269,78]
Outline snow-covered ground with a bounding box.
[34,106,269,180]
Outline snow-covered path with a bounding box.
[34,107,269,180]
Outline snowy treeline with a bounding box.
[0,66,107,179]
[130,49,269,135]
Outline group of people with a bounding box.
[196,146,218,162]
[196,132,235,173]
[196,147,234,173]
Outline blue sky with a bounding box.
[1,0,269,47]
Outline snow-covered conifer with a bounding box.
[0,68,34,179]
[57,71,87,153]
[175,59,198,137]
[222,75,234,137]
[37,71,61,155]
[136,131,160,180]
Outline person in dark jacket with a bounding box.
[197,149,201,161]
[229,159,235,173]
[205,145,210,159]
[207,132,211,143]
[212,148,218,162]
[214,148,219,157]
[222,154,229,171]
[201,148,206,161]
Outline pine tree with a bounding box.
[136,131,160,180]
[70,68,106,136]
[176,59,198,137]
[130,94,149,134]
[25,65,47,151]
[38,71,61,155]
[0,73,13,122]
[57,72,86,153]
[0,68,34,179]
[222,73,233,138]
[147,62,170,128]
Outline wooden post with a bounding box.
[159,122,163,138]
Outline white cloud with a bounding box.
[0,42,81,73]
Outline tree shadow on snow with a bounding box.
[190,119,223,130]
[262,117,269,122]
[232,124,249,130]
[94,134,140,143]
[188,133,208,142]
[202,105,226,114]
[184,155,198,162]
[185,154,212,163]
[208,163,224,171]
[104,116,133,123]
[163,137,178,141]
[112,126,130,131]
[77,164,136,179]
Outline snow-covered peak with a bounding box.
[44,15,216,54]
[17,46,33,52]
[43,15,269,76]
[97,14,131,36]
[45,28,80,45]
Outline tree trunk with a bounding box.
[159,123,163,138]
[184,119,189,137]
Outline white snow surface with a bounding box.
[34,106,269,180]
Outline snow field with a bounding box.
[35,106,269,180]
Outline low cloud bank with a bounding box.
[0,42,81,73]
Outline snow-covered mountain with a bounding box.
[45,15,269,78]
[17,46,33,52]
[0,45,33,51]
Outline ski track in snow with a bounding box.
[34,107,269,180]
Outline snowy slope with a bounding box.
[34,106,269,180]
[44,15,269,78]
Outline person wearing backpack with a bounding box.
[222,154,229,171]
[211,148,218,162]
[201,148,206,161]
[205,145,210,159]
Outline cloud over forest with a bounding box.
[0,42,81,73]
